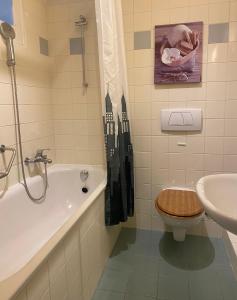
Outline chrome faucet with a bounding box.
[80,170,89,182]
[25,148,52,165]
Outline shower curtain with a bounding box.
[95,0,134,225]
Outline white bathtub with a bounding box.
[0,164,106,284]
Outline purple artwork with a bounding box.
[154,22,203,84]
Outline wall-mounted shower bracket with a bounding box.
[0,145,16,179]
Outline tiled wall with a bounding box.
[0,0,54,189]
[122,0,237,236]
[47,0,105,165]
[0,0,104,192]
[12,192,120,300]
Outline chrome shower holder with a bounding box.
[75,15,88,91]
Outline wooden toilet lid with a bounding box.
[156,189,204,217]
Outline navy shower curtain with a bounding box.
[103,93,134,225]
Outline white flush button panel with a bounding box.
[161,108,202,131]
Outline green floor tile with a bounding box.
[131,255,159,276]
[157,275,189,300]
[210,239,231,266]
[124,293,155,300]
[92,290,124,300]
[116,228,151,248]
[217,269,237,300]
[189,271,223,300]
[158,259,190,278]
[106,251,135,272]
[126,273,158,298]
[98,268,130,292]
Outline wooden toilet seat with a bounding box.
[155,189,204,217]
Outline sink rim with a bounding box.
[196,174,237,234]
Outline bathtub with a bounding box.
[0,164,107,299]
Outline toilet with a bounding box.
[155,188,204,242]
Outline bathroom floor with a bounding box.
[92,228,237,300]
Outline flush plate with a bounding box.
[161,108,202,131]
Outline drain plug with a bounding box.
[82,187,88,193]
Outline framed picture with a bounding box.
[154,22,203,84]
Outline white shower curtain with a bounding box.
[95,0,134,226]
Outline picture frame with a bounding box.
[154,21,203,84]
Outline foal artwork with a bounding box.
[154,22,203,84]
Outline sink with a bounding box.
[196,174,237,235]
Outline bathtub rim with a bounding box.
[0,163,107,300]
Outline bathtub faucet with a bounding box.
[25,148,52,165]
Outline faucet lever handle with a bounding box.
[36,148,50,158]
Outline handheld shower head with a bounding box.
[0,22,16,40]
[0,22,16,66]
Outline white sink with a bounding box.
[196,174,237,235]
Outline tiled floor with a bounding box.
[92,228,237,300]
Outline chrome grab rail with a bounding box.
[0,145,16,179]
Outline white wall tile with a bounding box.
[170,7,189,23]
[204,154,223,172]
[205,119,225,136]
[134,136,152,152]
[228,62,237,81]
[152,9,170,25]
[228,42,237,61]
[134,49,153,67]
[50,265,68,300]
[188,5,208,24]
[205,101,225,118]
[225,100,237,118]
[134,85,152,102]
[208,43,228,63]
[122,0,133,14]
[134,152,151,168]
[207,63,227,81]
[134,102,151,119]
[134,0,151,13]
[134,12,152,31]
[225,119,237,136]
[230,1,237,22]
[27,264,50,300]
[224,155,237,172]
[229,22,237,42]
[205,137,224,154]
[135,168,151,186]
[224,138,237,154]
[206,82,227,101]
[208,2,230,24]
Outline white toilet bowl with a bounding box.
[155,188,204,242]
